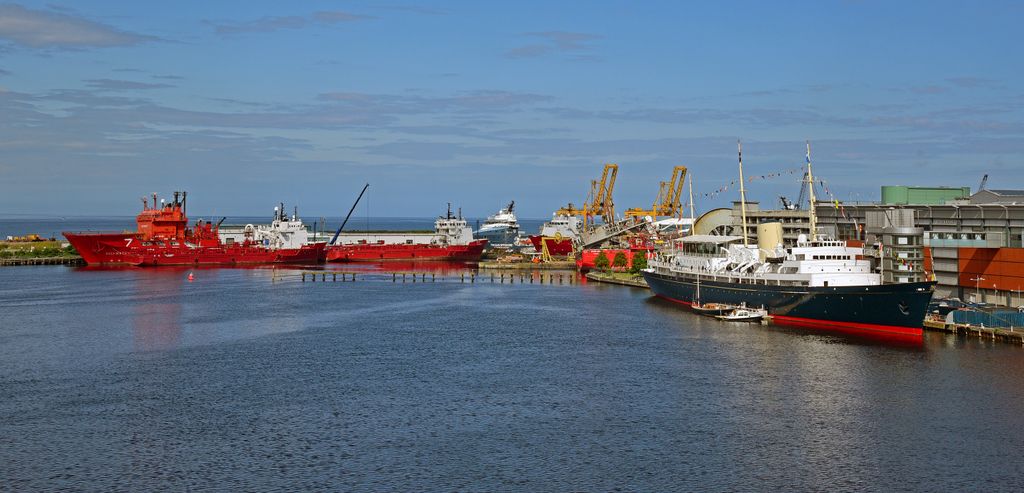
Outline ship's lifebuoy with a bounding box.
[554,232,563,241]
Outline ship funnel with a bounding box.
[757,222,784,261]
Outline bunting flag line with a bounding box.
[700,166,805,199]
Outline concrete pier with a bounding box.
[923,318,1024,345]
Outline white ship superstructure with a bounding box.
[219,203,312,249]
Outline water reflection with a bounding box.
[131,270,185,352]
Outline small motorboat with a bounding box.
[715,306,768,322]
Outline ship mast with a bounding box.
[738,140,749,247]
[805,141,818,242]
[688,173,696,222]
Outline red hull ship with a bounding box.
[528,235,575,256]
[326,240,487,262]
[326,204,486,263]
[528,214,581,257]
[63,191,325,266]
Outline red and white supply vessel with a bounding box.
[326,204,487,262]
[528,213,581,256]
[63,192,325,266]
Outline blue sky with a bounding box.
[1,1,1022,217]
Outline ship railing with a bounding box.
[63,230,137,235]
[667,266,810,287]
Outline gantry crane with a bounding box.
[555,163,618,228]
[624,166,688,218]
[590,163,618,226]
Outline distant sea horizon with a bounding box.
[0,215,548,239]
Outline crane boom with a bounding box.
[592,163,618,223]
[625,165,688,218]
[330,183,369,245]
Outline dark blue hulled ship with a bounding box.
[642,233,935,339]
[643,142,934,340]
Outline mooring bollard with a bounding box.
[333,273,337,282]
[302,273,306,282]
[403,273,407,283]
[432,273,436,282]
[393,273,397,282]
[352,273,356,282]
[471,273,475,283]
[461,273,465,283]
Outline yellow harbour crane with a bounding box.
[624,166,688,218]
[555,163,618,229]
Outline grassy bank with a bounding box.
[0,241,79,259]
[585,270,649,288]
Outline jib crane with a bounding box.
[555,163,618,228]
[625,166,688,218]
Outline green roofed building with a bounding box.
[880,185,971,205]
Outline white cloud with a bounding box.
[0,4,156,49]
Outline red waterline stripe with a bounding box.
[655,294,693,307]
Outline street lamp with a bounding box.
[971,276,986,303]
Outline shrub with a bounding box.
[629,251,648,274]
[594,251,610,271]
[612,251,628,270]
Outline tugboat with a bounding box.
[475,200,520,247]
[63,191,325,266]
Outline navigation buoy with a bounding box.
[187,272,194,282]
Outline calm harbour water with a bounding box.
[2,218,1023,491]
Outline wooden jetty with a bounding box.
[285,270,577,285]
[0,257,84,267]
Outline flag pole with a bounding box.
[805,141,818,242]
[738,140,749,247]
